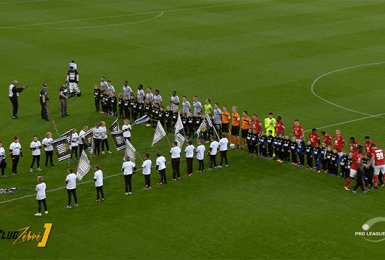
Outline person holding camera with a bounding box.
[40,83,49,121]
[9,80,27,119]
[59,83,70,117]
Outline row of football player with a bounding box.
[0,121,115,178]
[242,128,385,193]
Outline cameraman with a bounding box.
[40,83,49,121]
[9,80,27,119]
[59,83,70,117]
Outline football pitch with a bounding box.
[1,0,385,259]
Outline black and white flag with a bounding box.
[174,113,183,136]
[111,131,126,151]
[84,128,94,145]
[76,152,91,181]
[175,133,185,149]
[109,119,119,132]
[151,121,166,147]
[195,120,207,137]
[133,115,150,125]
[125,140,136,164]
[61,128,73,150]
[52,136,71,162]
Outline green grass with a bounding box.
[1,0,385,259]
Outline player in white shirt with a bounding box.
[93,122,101,157]
[30,135,42,172]
[93,165,104,202]
[185,140,195,176]
[123,81,132,98]
[71,128,79,162]
[122,156,137,195]
[42,132,54,168]
[65,168,78,208]
[196,139,206,172]
[208,136,219,170]
[218,133,229,168]
[35,176,48,216]
[107,80,115,96]
[78,126,88,157]
[154,89,162,106]
[142,153,152,190]
[122,119,132,141]
[213,103,222,136]
[100,76,108,91]
[192,96,202,117]
[182,96,191,116]
[9,136,23,175]
[170,91,180,111]
[0,141,7,178]
[170,141,181,181]
[156,151,167,185]
[100,121,112,154]
[137,84,145,104]
[146,87,154,103]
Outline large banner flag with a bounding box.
[109,119,119,132]
[205,114,219,139]
[174,113,183,136]
[61,128,73,150]
[111,131,126,151]
[175,133,185,149]
[84,128,94,145]
[125,140,136,164]
[195,120,207,137]
[76,152,91,181]
[151,121,166,147]
[52,136,71,162]
[133,115,150,125]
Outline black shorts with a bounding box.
[241,129,248,138]
[231,126,239,136]
[222,123,229,133]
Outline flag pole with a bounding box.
[165,135,172,148]
[213,126,220,140]
[135,150,144,161]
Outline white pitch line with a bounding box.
[0,0,271,29]
[304,113,385,133]
[310,61,385,117]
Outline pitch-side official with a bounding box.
[40,83,49,121]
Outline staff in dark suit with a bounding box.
[9,80,27,119]
[40,83,49,121]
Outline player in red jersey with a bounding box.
[321,130,332,147]
[292,119,304,144]
[367,143,385,189]
[251,114,262,134]
[309,128,320,148]
[345,146,364,191]
[349,137,359,154]
[364,136,376,157]
[333,128,345,157]
[275,116,285,135]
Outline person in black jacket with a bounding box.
[40,83,49,121]
[9,80,27,119]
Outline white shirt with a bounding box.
[142,159,152,175]
[137,89,145,103]
[170,95,179,110]
[93,127,101,139]
[9,84,19,98]
[154,94,162,105]
[193,101,202,117]
[30,141,41,156]
[210,141,219,155]
[185,145,195,158]
[100,126,107,140]
[42,138,53,151]
[78,130,85,145]
[71,132,79,147]
[0,147,5,161]
[35,182,46,200]
[122,161,136,175]
[146,93,154,102]
[156,156,166,170]
[170,147,181,159]
[122,124,131,138]
[9,142,22,156]
[100,81,108,90]
[218,138,228,151]
[213,109,222,125]
[196,145,205,160]
[66,173,77,189]
[182,101,191,115]
[94,170,103,187]
[107,85,115,96]
[123,85,132,98]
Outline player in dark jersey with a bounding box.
[251,128,258,156]
[130,94,137,121]
[305,139,313,170]
[297,137,306,168]
[110,92,117,118]
[118,94,124,119]
[158,106,165,127]
[165,106,172,134]
[187,112,195,139]
[246,128,253,155]
[258,130,267,159]
[313,141,322,173]
[290,136,298,165]
[330,148,339,177]
[282,134,291,164]
[266,130,274,159]
[276,133,284,163]
[339,150,348,179]
[194,113,202,140]
[94,84,101,112]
